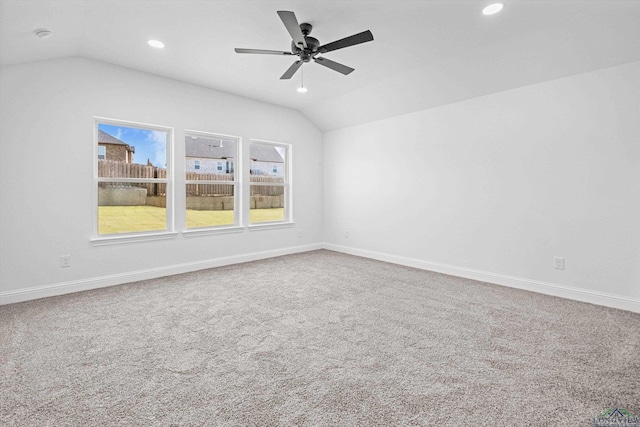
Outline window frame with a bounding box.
[91,117,175,245]
[183,130,242,234]
[248,139,292,228]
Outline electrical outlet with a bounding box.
[554,257,565,270]
[298,229,303,238]
[344,231,350,239]
[60,255,71,268]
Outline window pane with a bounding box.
[185,135,236,180]
[98,182,166,234]
[249,141,287,224]
[95,120,171,237]
[185,133,237,229]
[186,184,235,228]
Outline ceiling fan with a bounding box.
[234,11,374,80]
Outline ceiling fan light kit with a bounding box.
[483,3,504,16]
[235,10,374,85]
[147,39,165,49]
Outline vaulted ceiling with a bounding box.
[2,0,640,131]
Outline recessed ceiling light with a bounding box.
[34,28,53,39]
[482,3,504,16]
[147,39,165,49]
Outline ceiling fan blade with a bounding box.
[280,60,303,79]
[277,11,307,49]
[234,48,294,55]
[318,30,374,53]
[314,57,354,75]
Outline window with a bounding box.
[95,119,172,236]
[250,140,290,224]
[185,132,239,229]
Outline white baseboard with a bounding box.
[4,242,639,314]
[323,243,640,314]
[0,243,323,305]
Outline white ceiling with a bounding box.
[2,0,640,131]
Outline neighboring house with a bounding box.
[98,129,135,163]
[185,136,284,177]
[249,143,285,177]
[185,137,236,174]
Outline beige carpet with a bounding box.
[1,250,639,426]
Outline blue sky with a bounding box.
[99,123,167,167]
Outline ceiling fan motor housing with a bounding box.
[291,35,320,62]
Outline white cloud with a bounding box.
[146,130,167,167]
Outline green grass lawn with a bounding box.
[99,206,166,234]
[99,206,285,234]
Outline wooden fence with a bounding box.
[186,172,234,196]
[250,175,285,196]
[98,160,167,196]
[99,160,284,197]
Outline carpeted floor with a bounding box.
[1,250,639,426]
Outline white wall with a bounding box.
[324,61,640,312]
[2,57,638,312]
[0,57,323,302]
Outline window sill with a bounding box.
[248,221,295,231]
[90,231,179,246]
[183,226,245,238]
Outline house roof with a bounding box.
[185,136,284,163]
[98,129,128,146]
[98,129,135,154]
[185,137,238,159]
[249,143,284,163]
